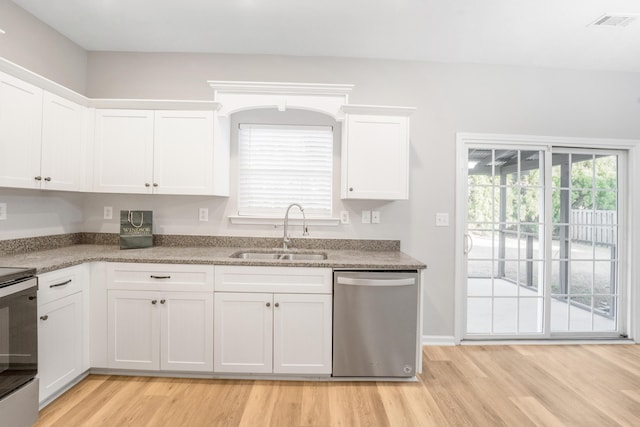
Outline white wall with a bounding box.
[84,52,640,336]
[0,188,84,240]
[1,19,640,336]
[0,0,87,93]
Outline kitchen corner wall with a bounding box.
[0,0,87,93]
[2,4,640,337]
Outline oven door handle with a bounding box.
[50,279,72,288]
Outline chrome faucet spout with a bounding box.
[283,203,308,249]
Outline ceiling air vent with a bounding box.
[590,14,637,27]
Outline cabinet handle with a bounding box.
[50,279,72,288]
[274,302,280,308]
[150,275,171,280]
[40,315,49,321]
[151,299,158,305]
[153,183,158,187]
[349,187,354,192]
[44,177,52,182]
[145,183,151,187]
[266,302,271,307]
[160,299,166,304]
[35,176,42,181]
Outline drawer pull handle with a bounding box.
[151,300,158,305]
[266,302,271,308]
[160,299,166,304]
[50,279,72,288]
[150,275,171,280]
[274,302,280,308]
[40,315,49,321]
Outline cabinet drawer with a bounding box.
[214,266,332,294]
[38,265,87,305]
[107,263,214,291]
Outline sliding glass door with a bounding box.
[463,144,625,339]
[550,151,622,334]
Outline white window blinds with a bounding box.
[238,124,333,216]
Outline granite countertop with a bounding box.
[0,244,426,274]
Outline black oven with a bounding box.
[0,267,38,400]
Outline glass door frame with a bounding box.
[455,133,638,343]
[548,147,627,339]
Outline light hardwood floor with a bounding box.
[35,345,640,427]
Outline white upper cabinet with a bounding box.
[93,109,217,195]
[41,92,86,191]
[341,105,415,200]
[153,110,214,195]
[93,109,155,193]
[0,71,44,189]
[0,71,87,191]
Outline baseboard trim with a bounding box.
[422,335,456,346]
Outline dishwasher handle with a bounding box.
[336,276,416,287]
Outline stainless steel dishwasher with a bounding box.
[332,270,419,378]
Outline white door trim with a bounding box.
[455,133,640,343]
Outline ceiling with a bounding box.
[9,0,640,72]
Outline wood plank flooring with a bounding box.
[35,345,640,427]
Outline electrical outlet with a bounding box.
[103,206,113,220]
[0,203,6,220]
[199,208,209,222]
[362,210,371,224]
[436,213,450,227]
[340,210,350,224]
[371,210,381,224]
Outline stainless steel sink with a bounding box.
[230,251,327,261]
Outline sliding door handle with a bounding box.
[464,233,474,255]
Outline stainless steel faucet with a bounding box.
[283,203,309,249]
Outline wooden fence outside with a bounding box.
[570,209,617,245]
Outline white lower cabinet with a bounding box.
[272,293,333,374]
[214,292,273,373]
[108,290,214,372]
[38,292,83,403]
[214,292,332,374]
[37,265,89,405]
[213,266,333,375]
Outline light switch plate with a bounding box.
[0,203,6,220]
[371,210,380,224]
[199,208,209,222]
[362,210,371,224]
[103,206,113,220]
[435,213,450,227]
[340,210,350,224]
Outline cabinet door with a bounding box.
[213,292,273,373]
[107,290,160,370]
[343,114,409,200]
[153,110,214,195]
[38,292,83,403]
[160,292,214,372]
[273,294,332,374]
[40,92,85,191]
[93,109,154,193]
[0,71,43,189]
